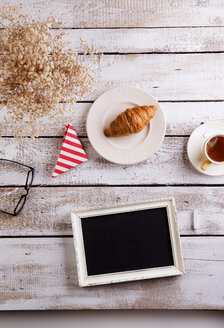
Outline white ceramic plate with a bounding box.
[86,87,166,165]
[187,121,224,176]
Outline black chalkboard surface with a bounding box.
[72,199,184,286]
[81,207,174,276]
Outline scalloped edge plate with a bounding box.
[86,87,166,165]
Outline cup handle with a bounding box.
[201,159,211,170]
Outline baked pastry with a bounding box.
[104,105,157,137]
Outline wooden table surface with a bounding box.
[0,0,224,310]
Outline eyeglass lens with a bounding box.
[14,195,27,215]
[0,188,26,214]
[0,160,30,186]
[26,170,34,190]
[0,160,33,215]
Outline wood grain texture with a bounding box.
[1,102,224,137]
[1,54,224,101]
[91,54,224,101]
[2,27,224,54]
[52,27,224,53]
[0,237,223,310]
[1,0,224,312]
[1,137,224,186]
[81,27,224,53]
[2,0,224,28]
[0,187,224,236]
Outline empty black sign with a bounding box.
[81,207,174,276]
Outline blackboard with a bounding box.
[81,207,174,276]
[72,198,184,286]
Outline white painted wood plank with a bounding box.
[1,102,224,137]
[0,237,223,310]
[0,187,223,236]
[2,27,224,54]
[2,0,224,28]
[92,54,224,101]
[1,137,224,185]
[1,54,224,101]
[56,27,224,53]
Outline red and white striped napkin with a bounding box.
[52,124,88,178]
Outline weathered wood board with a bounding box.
[0,187,224,236]
[2,54,224,101]
[2,0,224,28]
[52,27,224,53]
[3,27,224,54]
[1,137,224,186]
[0,237,223,310]
[1,102,224,137]
[92,54,224,101]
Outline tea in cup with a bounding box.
[201,135,224,170]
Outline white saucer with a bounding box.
[187,121,224,176]
[86,87,166,165]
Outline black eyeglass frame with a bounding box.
[0,158,34,216]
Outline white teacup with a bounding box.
[201,133,224,170]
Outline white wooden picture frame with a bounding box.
[71,198,184,287]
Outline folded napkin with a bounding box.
[52,124,88,178]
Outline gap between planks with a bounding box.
[1,184,224,188]
[2,100,224,103]
[0,235,224,239]
[49,26,224,29]
[0,135,190,138]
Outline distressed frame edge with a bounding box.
[71,197,184,287]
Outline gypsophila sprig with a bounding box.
[0,4,98,137]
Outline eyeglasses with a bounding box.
[0,159,34,216]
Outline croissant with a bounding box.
[104,105,157,137]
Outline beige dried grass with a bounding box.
[0,4,98,138]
